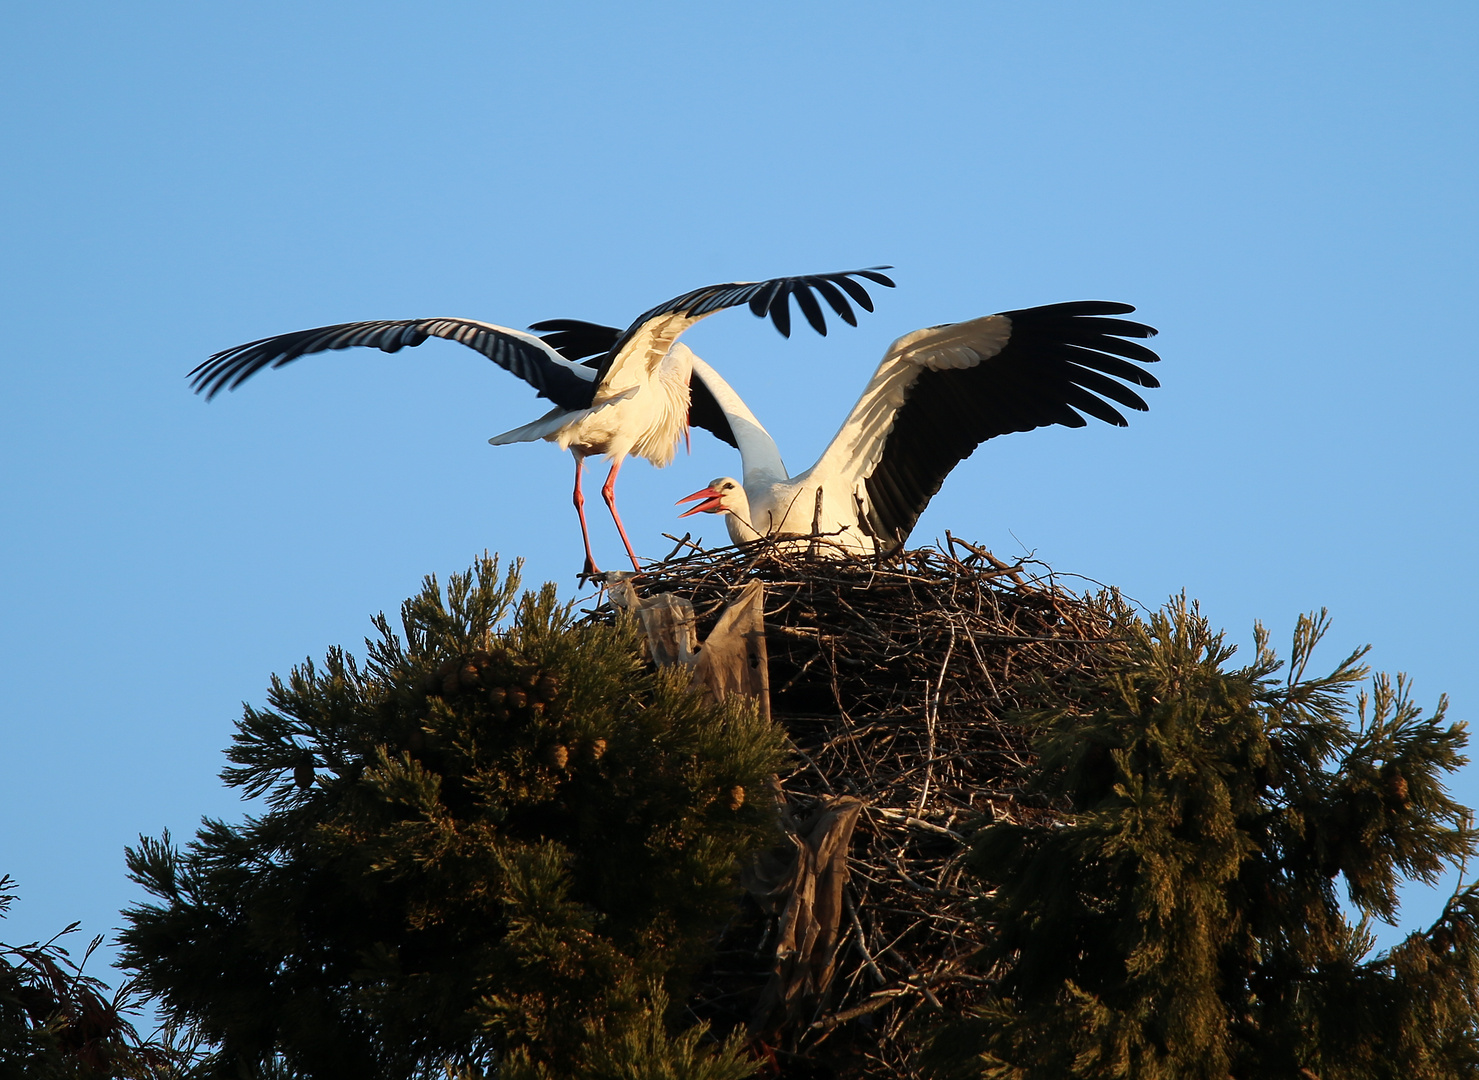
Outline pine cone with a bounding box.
[589,738,607,761]
[543,744,569,769]
[534,675,560,703]
[1386,772,1410,806]
[728,785,746,811]
[294,761,315,790]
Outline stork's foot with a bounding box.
[578,568,643,598]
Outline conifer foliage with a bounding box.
[120,557,784,1080]
[923,597,1479,1080]
[0,876,190,1079]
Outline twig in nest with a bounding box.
[577,535,1121,1075]
[916,624,955,816]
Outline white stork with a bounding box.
[188,268,894,575]
[673,301,1161,554]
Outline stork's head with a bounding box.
[676,477,746,518]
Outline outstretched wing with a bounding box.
[592,267,896,392]
[810,301,1161,549]
[190,317,599,410]
[627,266,895,340]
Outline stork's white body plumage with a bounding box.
[190,268,893,575]
[497,341,695,467]
[488,340,700,572]
[678,303,1161,555]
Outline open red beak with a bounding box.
[676,486,724,517]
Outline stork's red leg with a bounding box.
[572,454,601,577]
[601,459,642,573]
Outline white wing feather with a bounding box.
[808,314,1013,491]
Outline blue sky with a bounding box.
[2,0,1476,977]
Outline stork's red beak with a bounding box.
[676,486,724,517]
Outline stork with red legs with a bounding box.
[675,301,1162,554]
[189,268,893,575]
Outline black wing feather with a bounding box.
[1056,360,1152,413]
[769,284,794,338]
[190,318,598,409]
[792,284,827,336]
[860,302,1161,548]
[746,280,787,320]
[687,373,738,449]
[1048,315,1158,339]
[831,274,878,312]
[625,266,894,342]
[1046,345,1161,388]
[810,278,859,326]
[588,267,895,385]
[528,319,621,365]
[1060,335,1163,372]
[1059,382,1132,427]
[1015,300,1137,318]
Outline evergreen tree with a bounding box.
[120,557,783,1079]
[923,597,1479,1080]
[0,875,189,1078]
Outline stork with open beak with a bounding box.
[189,267,894,575]
[674,301,1161,554]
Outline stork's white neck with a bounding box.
[718,485,765,546]
[689,357,788,486]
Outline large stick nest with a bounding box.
[581,535,1121,1079]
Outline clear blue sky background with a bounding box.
[2,1,1475,982]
